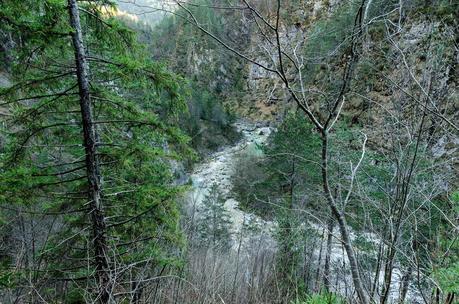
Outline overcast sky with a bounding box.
[116,0,176,25]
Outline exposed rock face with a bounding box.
[231,1,459,186]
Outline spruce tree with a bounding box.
[196,184,232,251]
[0,0,191,302]
[264,112,321,297]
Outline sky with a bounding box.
[116,0,177,25]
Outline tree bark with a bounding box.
[321,134,369,304]
[380,247,396,304]
[398,264,412,304]
[370,241,384,299]
[67,0,110,302]
[445,293,455,304]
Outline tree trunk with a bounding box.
[445,293,455,304]
[370,241,384,299]
[321,134,368,304]
[398,264,412,304]
[380,247,395,304]
[67,0,110,302]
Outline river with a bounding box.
[185,120,422,303]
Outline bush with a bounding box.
[291,292,345,304]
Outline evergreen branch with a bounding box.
[34,175,87,188]
[0,205,89,216]
[0,72,75,105]
[32,164,87,177]
[106,198,168,228]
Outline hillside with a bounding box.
[0,1,458,303]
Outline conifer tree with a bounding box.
[0,0,191,302]
[196,184,232,250]
[264,112,321,296]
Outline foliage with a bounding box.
[232,111,321,217]
[195,184,232,250]
[275,203,307,298]
[180,81,240,155]
[433,190,459,293]
[291,292,345,304]
[412,0,459,23]
[138,0,245,155]
[1,0,458,302]
[434,261,459,293]
[304,0,358,59]
[231,112,323,298]
[300,0,364,95]
[231,151,269,214]
[0,0,192,301]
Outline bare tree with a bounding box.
[115,1,458,303]
[168,1,371,302]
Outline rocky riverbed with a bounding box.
[186,120,423,303]
[188,121,276,247]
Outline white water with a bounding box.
[186,121,423,303]
[188,121,276,247]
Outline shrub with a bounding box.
[291,292,345,304]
